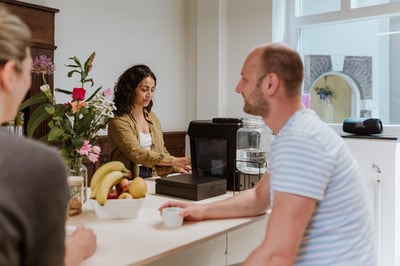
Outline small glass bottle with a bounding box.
[68,158,88,203]
[67,175,84,216]
[236,117,272,174]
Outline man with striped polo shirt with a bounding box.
[159,43,376,265]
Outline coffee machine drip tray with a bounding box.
[155,174,227,201]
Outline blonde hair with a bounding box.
[0,5,31,72]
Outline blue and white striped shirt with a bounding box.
[268,109,376,265]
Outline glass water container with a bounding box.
[236,117,271,174]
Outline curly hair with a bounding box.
[113,64,157,116]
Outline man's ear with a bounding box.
[264,73,279,96]
[0,61,17,93]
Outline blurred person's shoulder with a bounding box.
[0,129,66,176]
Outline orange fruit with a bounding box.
[128,177,147,198]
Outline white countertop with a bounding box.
[67,179,267,266]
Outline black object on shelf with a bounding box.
[342,118,383,135]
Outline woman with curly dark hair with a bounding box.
[108,64,191,178]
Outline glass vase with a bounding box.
[68,157,88,203]
[67,175,84,216]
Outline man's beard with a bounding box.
[243,85,270,117]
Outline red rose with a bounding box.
[72,87,86,101]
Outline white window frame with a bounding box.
[273,0,400,129]
[274,0,400,49]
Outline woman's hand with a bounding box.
[171,157,191,172]
[65,226,97,266]
[176,167,190,173]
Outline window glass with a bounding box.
[295,0,340,16]
[301,16,400,124]
[351,0,392,8]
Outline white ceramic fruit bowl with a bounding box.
[90,198,144,219]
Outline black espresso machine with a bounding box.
[155,118,243,200]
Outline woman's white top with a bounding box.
[139,132,152,150]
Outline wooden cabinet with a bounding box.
[162,131,187,157]
[0,0,58,138]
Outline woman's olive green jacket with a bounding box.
[107,110,175,177]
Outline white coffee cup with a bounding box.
[162,207,183,228]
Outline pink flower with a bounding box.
[78,141,101,163]
[78,140,92,156]
[92,145,101,154]
[72,87,86,101]
[87,153,99,163]
[88,145,101,163]
[103,88,113,97]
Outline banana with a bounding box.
[95,170,125,206]
[90,181,99,199]
[90,161,129,192]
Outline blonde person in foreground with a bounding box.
[0,6,96,266]
[159,43,376,265]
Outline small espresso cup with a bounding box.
[162,207,183,228]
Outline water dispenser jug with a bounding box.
[236,117,271,175]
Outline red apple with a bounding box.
[116,178,130,195]
[107,187,118,199]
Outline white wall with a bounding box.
[223,0,272,118]
[23,0,272,130]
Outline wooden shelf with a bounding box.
[1,0,59,138]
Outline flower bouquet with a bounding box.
[20,52,116,181]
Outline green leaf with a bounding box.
[71,136,85,149]
[83,78,94,88]
[80,73,88,85]
[67,69,81,78]
[75,113,94,135]
[48,126,65,141]
[61,116,73,133]
[44,105,55,115]
[26,104,52,137]
[86,86,102,101]
[19,92,48,111]
[65,64,79,68]
[70,56,82,68]
[55,88,72,95]
[54,103,68,115]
